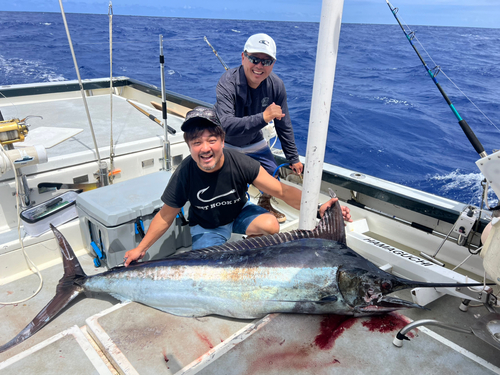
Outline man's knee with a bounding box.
[246,213,280,236]
[191,232,228,250]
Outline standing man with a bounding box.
[214,33,303,224]
[124,107,350,266]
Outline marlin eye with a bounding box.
[381,281,392,291]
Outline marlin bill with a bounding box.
[0,199,489,353]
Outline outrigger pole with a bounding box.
[108,2,115,184]
[59,0,109,186]
[386,0,487,158]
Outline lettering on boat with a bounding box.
[363,238,434,267]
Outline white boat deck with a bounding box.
[1,198,499,374]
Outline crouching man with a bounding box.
[124,107,350,266]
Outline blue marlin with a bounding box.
[0,199,488,353]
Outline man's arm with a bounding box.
[252,167,301,209]
[252,166,351,221]
[124,204,181,266]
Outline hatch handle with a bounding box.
[135,218,145,238]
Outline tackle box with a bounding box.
[76,171,191,268]
[20,191,81,237]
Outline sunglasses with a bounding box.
[244,51,275,67]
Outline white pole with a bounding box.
[299,0,345,230]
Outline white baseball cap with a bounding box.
[244,33,276,60]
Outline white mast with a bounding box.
[299,0,345,229]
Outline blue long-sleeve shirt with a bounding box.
[214,66,300,165]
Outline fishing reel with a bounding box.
[0,115,47,176]
[0,116,41,145]
[0,117,29,145]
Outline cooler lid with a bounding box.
[76,171,173,227]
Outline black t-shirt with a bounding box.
[161,149,261,229]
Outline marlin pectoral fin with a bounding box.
[269,295,339,305]
[148,304,216,317]
[357,296,428,314]
[319,295,339,302]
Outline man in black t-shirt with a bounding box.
[124,107,350,266]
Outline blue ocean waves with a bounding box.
[0,12,499,206]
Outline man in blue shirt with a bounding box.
[214,33,303,224]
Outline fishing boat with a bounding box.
[1,1,499,374]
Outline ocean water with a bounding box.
[1,11,499,206]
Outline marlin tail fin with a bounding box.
[0,224,87,353]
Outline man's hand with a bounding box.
[290,161,303,175]
[263,102,286,123]
[124,247,147,267]
[319,198,352,222]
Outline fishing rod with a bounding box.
[204,36,229,70]
[126,99,176,135]
[386,0,487,159]
[159,34,171,171]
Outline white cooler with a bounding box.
[76,171,191,268]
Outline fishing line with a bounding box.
[438,69,500,132]
[0,146,43,306]
[389,4,499,134]
[0,87,44,305]
[0,91,19,121]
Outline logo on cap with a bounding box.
[259,40,270,46]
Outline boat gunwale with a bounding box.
[274,154,489,231]
[0,77,213,111]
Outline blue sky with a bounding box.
[1,0,499,28]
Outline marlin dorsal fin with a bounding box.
[167,191,346,260]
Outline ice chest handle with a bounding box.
[91,242,105,267]
[135,217,145,238]
[132,208,188,239]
